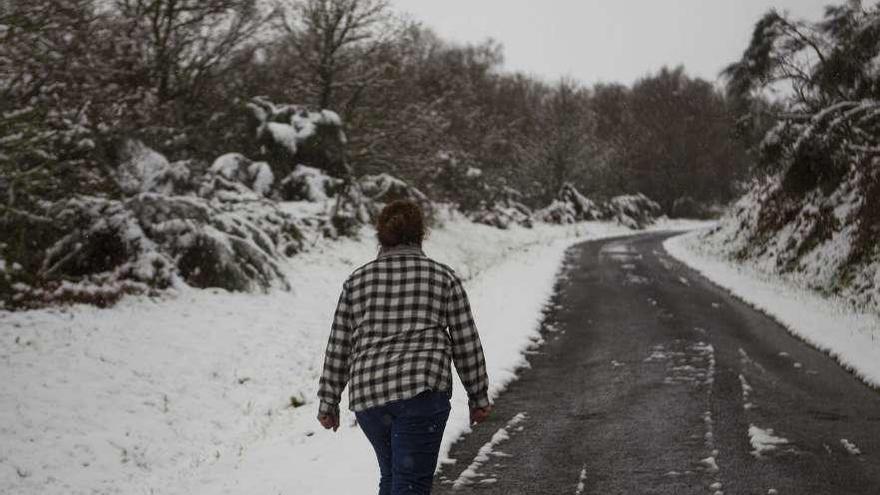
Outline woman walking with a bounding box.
[317,199,492,495]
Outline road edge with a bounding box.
[663,230,880,390]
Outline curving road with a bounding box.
[432,232,880,495]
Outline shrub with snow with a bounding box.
[360,173,433,218]
[114,139,191,196]
[0,92,373,310]
[535,183,662,228]
[278,165,344,202]
[468,187,534,229]
[247,97,350,180]
[325,181,372,239]
[3,139,309,309]
[602,193,663,229]
[206,153,274,198]
[559,182,603,220]
[24,192,303,307]
[536,183,602,225]
[469,201,533,230]
[31,196,177,307]
[242,98,372,240]
[429,152,492,212]
[536,199,579,225]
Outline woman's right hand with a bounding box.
[470,406,492,425]
[318,413,339,432]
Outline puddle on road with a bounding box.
[644,339,722,487]
[599,242,644,262]
[644,340,715,387]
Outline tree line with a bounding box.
[1,0,753,220]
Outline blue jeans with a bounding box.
[355,390,452,495]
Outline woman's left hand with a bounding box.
[318,413,339,432]
[470,405,492,425]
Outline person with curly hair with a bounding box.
[317,199,492,495]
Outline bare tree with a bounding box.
[276,0,401,113]
[113,0,270,102]
[517,79,597,202]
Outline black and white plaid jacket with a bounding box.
[317,244,490,416]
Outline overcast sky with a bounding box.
[389,0,833,86]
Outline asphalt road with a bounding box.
[432,232,880,495]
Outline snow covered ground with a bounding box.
[1,210,702,495]
[665,231,880,390]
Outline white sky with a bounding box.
[389,0,833,85]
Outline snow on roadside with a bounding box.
[450,412,527,490]
[748,425,790,457]
[664,231,880,389]
[0,209,645,495]
[574,463,587,494]
[175,219,637,495]
[647,218,717,233]
[840,438,862,455]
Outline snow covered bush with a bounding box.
[534,183,661,229]
[242,98,376,239]
[0,93,375,309]
[536,183,602,225]
[247,97,350,180]
[602,194,663,229]
[468,202,533,230]
[22,192,302,308]
[325,181,372,238]
[464,187,533,229]
[114,139,192,196]
[278,165,344,202]
[428,152,493,213]
[558,182,603,220]
[206,153,275,198]
[535,200,579,225]
[2,138,309,309]
[360,173,432,215]
[21,196,177,308]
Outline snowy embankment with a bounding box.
[1,209,687,495]
[664,231,880,390]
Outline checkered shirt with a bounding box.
[317,244,490,416]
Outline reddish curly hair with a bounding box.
[376,200,426,247]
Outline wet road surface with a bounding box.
[432,232,880,495]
